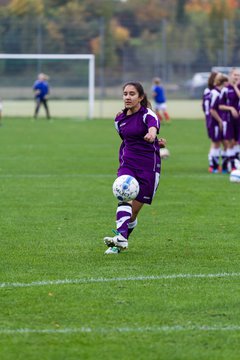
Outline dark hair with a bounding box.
[208,72,218,90]
[123,81,152,109]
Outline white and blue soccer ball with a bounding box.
[229,169,240,183]
[112,175,139,201]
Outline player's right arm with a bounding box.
[219,104,239,118]
[210,108,223,131]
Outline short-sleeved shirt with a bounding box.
[152,85,166,104]
[209,87,223,142]
[33,80,49,100]
[219,87,231,122]
[210,88,223,116]
[202,87,212,126]
[226,84,240,110]
[115,106,161,174]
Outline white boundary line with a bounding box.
[1,272,240,289]
[0,174,223,179]
[1,325,240,335]
[0,174,114,178]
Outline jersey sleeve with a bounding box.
[210,90,219,110]
[219,88,227,105]
[143,108,160,133]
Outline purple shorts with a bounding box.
[117,167,160,205]
[222,120,234,141]
[209,122,222,142]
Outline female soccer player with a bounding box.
[104,82,162,254]
[219,68,240,167]
[209,73,229,173]
[202,72,218,172]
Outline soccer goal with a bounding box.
[0,53,95,119]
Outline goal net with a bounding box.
[0,54,95,119]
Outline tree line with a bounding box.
[0,0,239,84]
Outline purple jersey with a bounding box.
[202,87,211,135]
[219,87,231,122]
[115,106,161,173]
[209,87,222,142]
[210,87,222,115]
[220,84,240,142]
[226,84,240,110]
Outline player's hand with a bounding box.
[219,121,223,132]
[144,133,155,143]
[158,138,167,148]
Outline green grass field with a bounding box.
[1,117,240,360]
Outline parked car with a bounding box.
[211,66,234,75]
[188,72,210,98]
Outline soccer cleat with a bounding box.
[104,234,128,250]
[104,236,115,247]
[104,246,121,255]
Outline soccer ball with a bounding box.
[112,175,139,201]
[229,169,240,183]
[160,147,170,159]
[234,158,240,170]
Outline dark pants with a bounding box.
[34,98,50,119]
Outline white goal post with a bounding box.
[0,53,95,119]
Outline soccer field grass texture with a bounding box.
[1,118,240,360]
[3,99,203,119]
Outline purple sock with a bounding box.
[116,202,132,239]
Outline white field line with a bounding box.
[0,173,224,179]
[1,272,240,290]
[0,174,113,178]
[1,325,240,335]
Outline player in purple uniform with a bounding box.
[202,72,217,172]
[219,70,239,172]
[220,68,240,164]
[209,73,228,173]
[33,73,51,119]
[104,82,161,254]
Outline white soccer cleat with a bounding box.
[104,246,121,255]
[103,236,115,248]
[104,234,128,250]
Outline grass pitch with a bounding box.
[1,117,240,360]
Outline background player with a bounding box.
[209,73,228,173]
[152,77,170,123]
[33,73,51,120]
[202,72,218,172]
